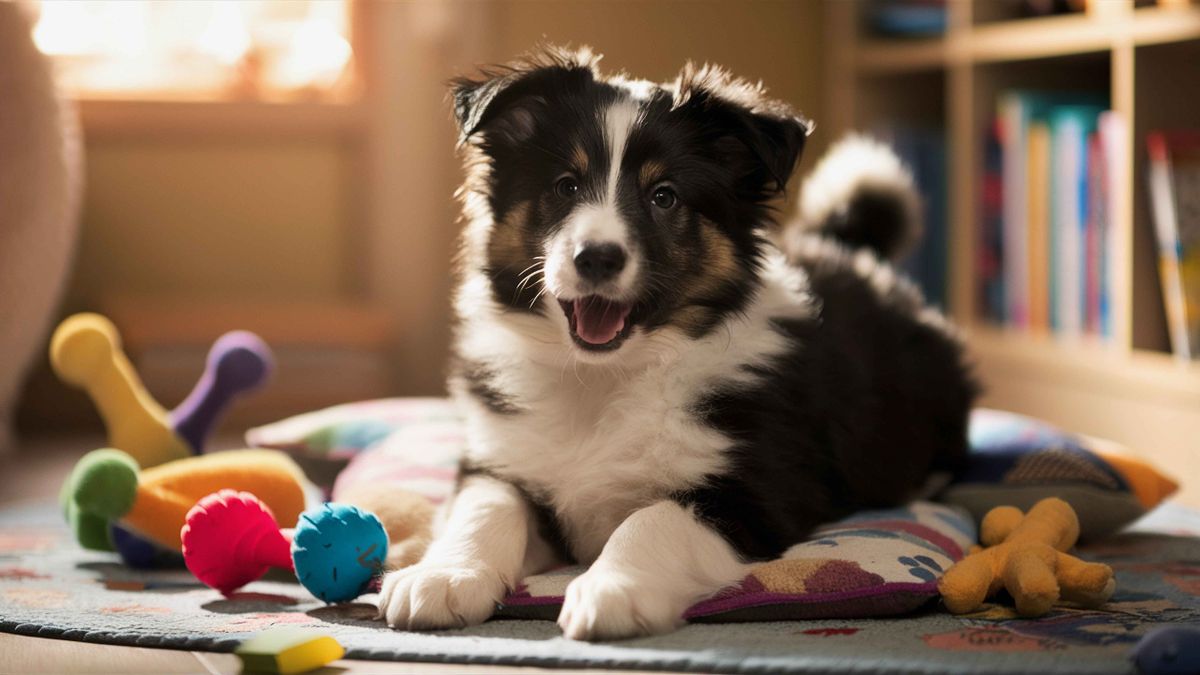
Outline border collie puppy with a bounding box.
[377,46,977,641]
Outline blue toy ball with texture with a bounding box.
[291,503,389,603]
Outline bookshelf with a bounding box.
[824,0,1200,505]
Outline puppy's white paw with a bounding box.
[557,568,684,641]
[376,564,504,630]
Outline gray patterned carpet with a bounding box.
[4,500,1200,674]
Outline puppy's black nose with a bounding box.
[574,242,627,283]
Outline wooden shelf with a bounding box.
[857,38,948,74]
[855,5,1200,74]
[78,99,367,139]
[966,325,1200,408]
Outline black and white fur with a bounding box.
[377,47,977,641]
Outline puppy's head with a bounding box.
[454,46,810,360]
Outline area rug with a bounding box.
[3,501,1200,674]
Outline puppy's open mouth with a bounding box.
[559,296,634,351]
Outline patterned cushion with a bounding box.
[246,397,461,460]
[247,399,1179,617]
[328,409,462,505]
[248,402,1178,537]
[940,409,1179,539]
[496,502,975,621]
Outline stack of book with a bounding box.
[978,90,1123,341]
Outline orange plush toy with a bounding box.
[938,497,1116,617]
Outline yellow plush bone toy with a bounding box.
[938,497,1116,617]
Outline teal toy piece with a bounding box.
[292,503,389,603]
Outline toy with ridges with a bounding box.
[182,489,389,603]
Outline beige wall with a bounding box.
[71,139,355,305]
[491,1,824,133]
[56,1,827,405]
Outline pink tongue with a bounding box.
[573,298,630,345]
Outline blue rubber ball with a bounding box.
[291,503,389,603]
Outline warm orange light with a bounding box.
[28,0,353,101]
[274,18,352,91]
[195,3,251,67]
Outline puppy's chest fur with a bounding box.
[455,257,812,562]
[473,367,730,561]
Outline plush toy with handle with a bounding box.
[51,313,274,463]
[182,490,389,603]
[937,497,1116,617]
[62,447,307,555]
[52,313,191,467]
[51,313,274,564]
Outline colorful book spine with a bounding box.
[1098,111,1127,340]
[1049,105,1103,338]
[1027,122,1051,333]
[1084,132,1104,335]
[1145,131,1200,361]
[999,93,1031,328]
[980,119,1005,323]
[1147,133,1190,359]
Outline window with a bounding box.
[30,0,355,102]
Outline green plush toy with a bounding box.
[61,447,308,555]
[59,448,139,551]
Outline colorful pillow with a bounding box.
[495,502,975,621]
[246,397,461,460]
[940,409,1179,540]
[249,400,1180,541]
[329,412,462,505]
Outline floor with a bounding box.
[0,435,649,675]
[0,633,580,675]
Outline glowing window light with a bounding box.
[195,3,252,67]
[28,0,355,102]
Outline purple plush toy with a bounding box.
[170,330,274,454]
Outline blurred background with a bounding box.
[2,0,1199,500]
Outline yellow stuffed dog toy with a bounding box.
[938,497,1116,617]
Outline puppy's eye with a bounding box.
[555,176,579,199]
[651,186,677,210]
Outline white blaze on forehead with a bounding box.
[542,99,643,301]
[603,99,640,205]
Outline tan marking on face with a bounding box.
[665,219,744,337]
[571,144,589,175]
[670,306,714,337]
[639,160,667,188]
[692,219,741,297]
[487,200,531,269]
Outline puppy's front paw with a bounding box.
[376,564,504,630]
[557,568,684,641]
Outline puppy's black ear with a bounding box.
[450,45,602,145]
[450,72,529,141]
[673,62,813,199]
